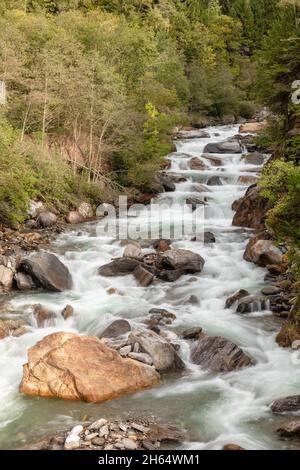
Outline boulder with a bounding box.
[20,332,159,403]
[175,129,210,140]
[276,420,300,437]
[66,211,84,224]
[189,157,209,171]
[236,295,268,314]
[181,327,203,340]
[243,152,266,165]
[98,258,140,277]
[207,176,222,186]
[201,154,223,166]
[232,185,269,230]
[156,249,205,275]
[190,335,253,372]
[156,174,176,192]
[15,272,34,291]
[99,319,131,339]
[133,265,154,287]
[0,265,14,290]
[244,239,283,267]
[186,196,206,211]
[261,286,281,296]
[237,175,258,185]
[204,232,216,244]
[78,202,94,218]
[20,252,73,292]
[61,305,74,320]
[129,328,185,373]
[204,141,242,154]
[271,395,300,414]
[31,304,55,328]
[239,122,267,134]
[225,289,250,309]
[36,211,57,228]
[0,319,28,340]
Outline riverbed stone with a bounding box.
[20,252,73,292]
[191,334,253,372]
[15,272,35,291]
[225,289,250,309]
[232,185,269,230]
[99,319,131,339]
[61,304,74,320]
[0,265,14,290]
[129,328,185,373]
[156,249,205,275]
[204,141,243,154]
[207,176,222,186]
[66,211,84,224]
[271,395,300,414]
[239,122,267,134]
[98,258,140,277]
[276,420,300,437]
[236,295,268,314]
[133,265,154,287]
[189,157,209,170]
[20,332,159,403]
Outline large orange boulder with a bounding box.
[20,332,159,403]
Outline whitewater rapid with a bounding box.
[0,125,298,450]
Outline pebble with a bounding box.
[142,440,157,450]
[91,437,105,446]
[104,444,114,450]
[119,345,132,357]
[85,433,98,440]
[119,423,127,432]
[131,423,149,433]
[64,441,80,450]
[122,438,137,450]
[89,418,107,430]
[99,424,109,437]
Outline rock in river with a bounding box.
[156,249,205,275]
[20,252,73,292]
[204,141,242,154]
[129,328,185,373]
[190,335,253,372]
[271,395,300,414]
[20,332,159,403]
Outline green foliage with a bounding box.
[260,160,300,243]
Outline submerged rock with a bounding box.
[156,249,205,275]
[276,420,300,437]
[190,335,253,372]
[20,252,73,292]
[31,304,55,328]
[20,332,159,403]
[207,176,222,186]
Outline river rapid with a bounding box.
[0,125,299,450]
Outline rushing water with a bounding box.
[0,125,299,450]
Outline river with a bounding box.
[0,125,299,450]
